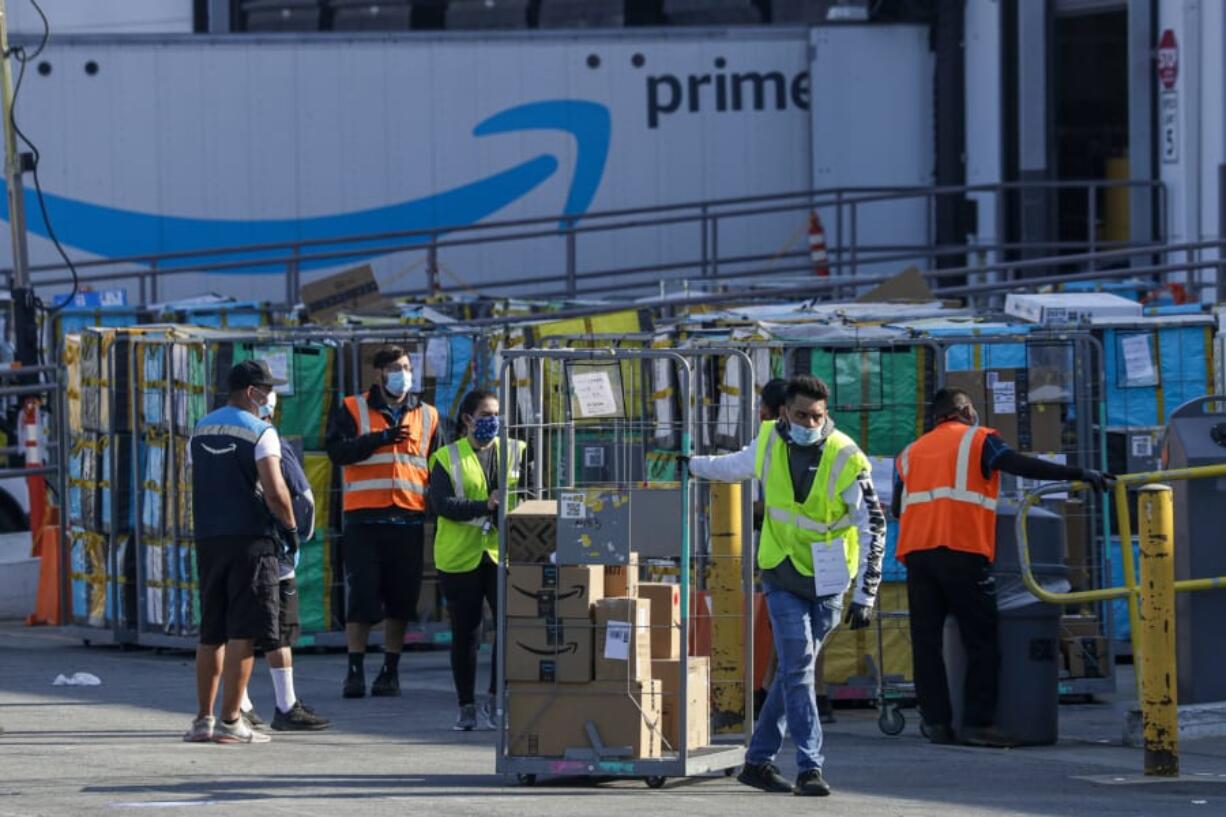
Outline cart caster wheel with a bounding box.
[878,705,905,736]
[82,639,91,647]
[724,767,736,777]
[645,776,667,789]
[919,721,933,740]
[517,774,536,787]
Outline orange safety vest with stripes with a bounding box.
[895,421,1002,563]
[341,392,438,514]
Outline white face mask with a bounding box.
[385,370,412,397]
[257,389,277,419]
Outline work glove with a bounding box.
[278,526,300,567]
[844,603,873,631]
[380,425,411,445]
[1080,469,1116,493]
[674,453,691,470]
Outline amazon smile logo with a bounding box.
[0,100,611,273]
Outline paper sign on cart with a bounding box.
[572,371,619,418]
[810,538,850,598]
[1120,334,1157,386]
[604,621,631,660]
[259,347,294,396]
[559,492,586,520]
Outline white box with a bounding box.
[1004,293,1142,326]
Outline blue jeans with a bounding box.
[747,581,843,771]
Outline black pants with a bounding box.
[439,555,498,707]
[343,522,424,624]
[905,547,999,728]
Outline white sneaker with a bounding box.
[183,715,215,743]
[213,716,272,744]
[454,704,477,731]
[478,697,499,731]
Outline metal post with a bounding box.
[850,202,860,286]
[149,259,159,305]
[0,0,35,365]
[565,220,577,297]
[286,245,300,307]
[700,204,709,278]
[1138,483,1179,777]
[711,217,720,281]
[426,235,440,295]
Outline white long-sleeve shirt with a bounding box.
[690,436,886,608]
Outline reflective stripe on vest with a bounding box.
[362,452,430,469]
[767,505,852,535]
[899,425,996,512]
[342,394,436,513]
[345,478,429,495]
[195,423,262,445]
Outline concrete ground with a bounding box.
[2,622,1225,817]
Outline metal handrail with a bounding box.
[3,177,1167,305]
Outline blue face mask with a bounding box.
[257,389,276,419]
[473,415,500,445]
[385,370,411,397]
[787,422,823,447]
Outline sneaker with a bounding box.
[342,673,366,699]
[182,715,215,743]
[272,701,332,732]
[793,769,831,797]
[925,723,957,745]
[454,704,477,731]
[816,694,836,725]
[242,708,268,731]
[736,762,793,793]
[212,717,272,744]
[960,724,1013,748]
[478,698,499,731]
[371,667,400,697]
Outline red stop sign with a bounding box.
[1158,29,1179,90]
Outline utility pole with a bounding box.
[0,0,37,366]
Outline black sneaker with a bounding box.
[737,762,793,793]
[793,769,831,797]
[371,667,400,697]
[242,708,267,730]
[342,674,366,699]
[272,701,332,731]
[925,723,957,745]
[960,724,1014,748]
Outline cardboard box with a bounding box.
[507,680,662,758]
[301,263,382,323]
[595,597,653,682]
[507,500,557,563]
[506,618,594,683]
[1060,615,1101,639]
[652,657,710,751]
[944,368,1064,452]
[1005,292,1142,326]
[506,565,604,619]
[639,582,681,659]
[1065,636,1109,678]
[604,551,639,598]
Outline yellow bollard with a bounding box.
[708,482,745,732]
[1138,484,1179,777]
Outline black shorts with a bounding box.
[196,536,279,647]
[256,577,301,652]
[343,522,424,624]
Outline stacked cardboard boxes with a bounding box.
[504,509,713,758]
[1059,615,1108,678]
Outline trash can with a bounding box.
[1163,396,1226,705]
[942,500,1067,745]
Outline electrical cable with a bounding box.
[6,0,80,314]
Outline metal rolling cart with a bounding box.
[494,346,754,788]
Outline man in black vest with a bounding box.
[184,361,298,744]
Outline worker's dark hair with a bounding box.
[760,378,789,416]
[931,387,971,421]
[457,389,498,426]
[372,345,408,370]
[785,375,830,404]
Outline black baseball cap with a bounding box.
[227,360,287,391]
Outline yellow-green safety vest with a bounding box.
[430,436,527,573]
[753,420,869,584]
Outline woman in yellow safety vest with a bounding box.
[427,389,526,732]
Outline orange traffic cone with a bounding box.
[808,211,830,277]
[27,507,62,626]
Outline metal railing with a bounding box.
[1,179,1167,306]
